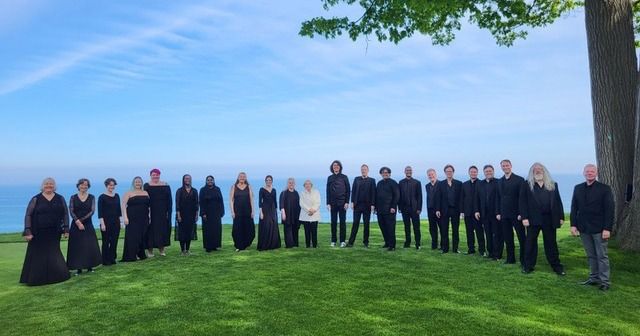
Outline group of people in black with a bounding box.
[20,161,615,291]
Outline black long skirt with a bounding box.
[202,216,222,250]
[257,213,281,251]
[121,221,147,262]
[232,216,255,250]
[66,222,102,270]
[20,227,70,286]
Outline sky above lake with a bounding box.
[0,1,595,184]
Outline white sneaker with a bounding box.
[340,242,346,248]
[330,242,336,247]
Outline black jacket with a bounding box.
[398,178,423,213]
[375,178,399,215]
[496,173,525,219]
[351,176,376,209]
[474,178,497,219]
[326,173,351,206]
[519,182,564,228]
[425,181,440,210]
[570,181,614,234]
[435,179,463,214]
[460,179,479,216]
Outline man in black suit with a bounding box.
[435,164,463,253]
[461,166,483,255]
[570,164,614,291]
[375,167,399,251]
[519,162,565,275]
[474,165,499,259]
[425,169,440,250]
[326,160,351,248]
[399,166,423,249]
[496,159,526,265]
[347,164,376,248]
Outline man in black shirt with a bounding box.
[347,164,376,248]
[461,166,483,255]
[399,166,423,249]
[435,164,463,253]
[474,165,499,259]
[496,159,526,265]
[425,169,441,250]
[570,164,614,290]
[326,160,351,248]
[375,167,399,251]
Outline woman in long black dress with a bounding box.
[230,172,255,252]
[20,178,71,286]
[258,175,281,251]
[176,174,198,255]
[98,178,122,265]
[121,177,150,262]
[280,178,301,248]
[67,178,102,275]
[200,175,224,252]
[144,168,172,257]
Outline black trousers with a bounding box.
[524,216,562,272]
[402,210,421,247]
[480,216,497,258]
[348,208,371,246]
[440,208,460,253]
[101,219,120,265]
[301,221,318,248]
[330,205,347,243]
[377,213,396,248]
[464,215,485,254]
[284,219,301,248]
[427,208,439,249]
[180,240,191,251]
[502,217,526,264]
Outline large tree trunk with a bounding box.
[585,0,640,251]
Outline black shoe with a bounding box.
[599,284,610,291]
[346,243,353,248]
[403,243,410,248]
[581,279,600,286]
[363,243,369,248]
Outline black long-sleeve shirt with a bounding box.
[435,179,462,213]
[398,177,422,212]
[570,181,614,234]
[460,179,478,215]
[375,178,399,215]
[98,193,121,221]
[351,176,376,209]
[474,178,497,218]
[425,181,440,210]
[496,173,525,219]
[326,173,350,206]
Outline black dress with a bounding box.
[20,193,71,286]
[121,195,150,262]
[232,185,255,250]
[175,187,198,242]
[200,185,224,251]
[67,194,102,270]
[280,189,301,248]
[144,183,172,248]
[257,187,281,251]
[98,193,121,265]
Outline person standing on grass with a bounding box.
[144,168,172,257]
[425,169,441,250]
[199,175,224,252]
[496,159,526,266]
[230,172,255,252]
[67,178,102,276]
[300,179,321,248]
[327,160,350,248]
[398,166,422,250]
[20,177,71,286]
[175,174,199,256]
[121,177,150,262]
[347,164,376,248]
[570,164,614,291]
[257,175,281,251]
[376,167,400,251]
[280,178,301,248]
[461,166,483,255]
[519,163,566,276]
[98,178,122,266]
[474,165,499,259]
[435,164,463,254]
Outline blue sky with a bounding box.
[0,1,594,184]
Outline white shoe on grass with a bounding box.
[330,242,336,247]
[340,242,346,248]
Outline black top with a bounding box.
[570,181,615,234]
[520,182,564,228]
[199,185,225,218]
[474,178,497,217]
[425,181,440,210]
[375,178,399,215]
[144,183,173,218]
[496,173,525,219]
[435,179,462,213]
[326,173,351,206]
[69,194,95,223]
[351,176,376,209]
[233,185,252,217]
[24,193,69,236]
[279,189,301,221]
[398,177,423,212]
[176,187,199,219]
[98,194,121,220]
[460,179,478,215]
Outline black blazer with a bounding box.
[435,179,463,215]
[326,173,351,206]
[496,173,525,219]
[519,182,564,228]
[425,181,440,210]
[474,178,497,219]
[570,181,614,234]
[375,179,399,215]
[460,179,478,215]
[351,176,376,208]
[398,178,423,212]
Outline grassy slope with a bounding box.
[0,222,638,336]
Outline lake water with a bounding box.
[0,174,584,233]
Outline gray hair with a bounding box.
[40,177,57,192]
[527,162,555,191]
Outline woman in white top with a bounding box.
[299,180,321,248]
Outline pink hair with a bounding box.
[150,168,161,175]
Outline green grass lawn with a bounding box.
[0,222,638,336]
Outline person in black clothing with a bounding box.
[257,175,281,251]
[425,169,440,250]
[435,164,463,253]
[67,178,102,275]
[121,176,150,262]
[474,165,499,259]
[519,163,565,275]
[230,172,255,251]
[144,168,172,257]
[570,164,614,291]
[496,159,527,265]
[98,178,122,265]
[20,177,71,286]
[399,166,422,249]
[200,175,224,252]
[280,178,301,248]
[326,160,350,247]
[461,166,483,255]
[376,167,399,251]
[175,174,199,255]
[347,164,376,248]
